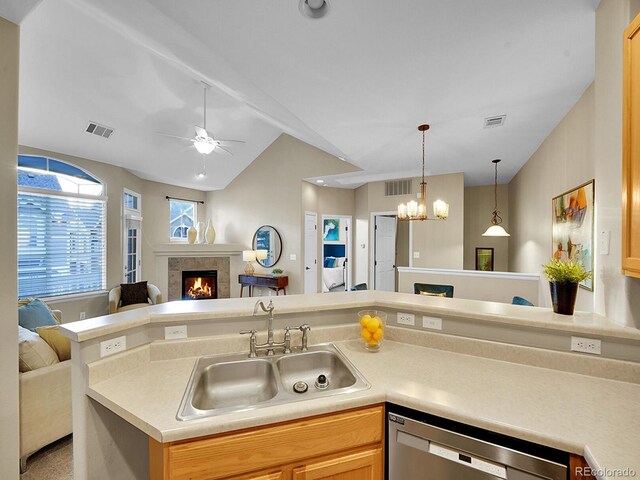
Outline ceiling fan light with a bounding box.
[299,0,329,19]
[482,225,510,237]
[194,139,215,155]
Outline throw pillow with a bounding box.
[18,325,60,372]
[36,325,71,361]
[419,291,448,297]
[120,281,149,307]
[18,298,59,332]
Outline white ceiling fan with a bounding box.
[157,82,245,156]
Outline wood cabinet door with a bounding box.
[228,471,287,480]
[292,448,382,480]
[623,11,640,277]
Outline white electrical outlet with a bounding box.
[422,316,443,330]
[79,311,86,320]
[413,251,420,259]
[571,336,601,355]
[397,312,415,326]
[165,325,187,340]
[100,336,126,358]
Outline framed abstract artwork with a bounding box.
[475,247,494,271]
[551,180,595,290]
[323,218,340,242]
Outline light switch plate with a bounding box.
[413,251,420,259]
[422,316,443,330]
[165,325,187,340]
[397,312,415,326]
[100,336,126,358]
[289,254,297,261]
[598,229,610,255]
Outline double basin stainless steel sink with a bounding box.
[177,343,370,421]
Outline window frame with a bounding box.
[123,188,142,284]
[169,198,197,242]
[17,155,107,299]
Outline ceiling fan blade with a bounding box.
[214,145,234,156]
[194,125,209,139]
[216,139,246,144]
[156,132,194,141]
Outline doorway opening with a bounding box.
[321,215,352,293]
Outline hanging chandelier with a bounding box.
[482,159,510,236]
[398,124,449,221]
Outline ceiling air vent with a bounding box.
[385,179,412,197]
[85,122,115,139]
[484,115,506,128]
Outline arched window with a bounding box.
[18,155,106,298]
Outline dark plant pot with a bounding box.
[549,282,579,315]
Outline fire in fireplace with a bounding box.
[182,270,217,300]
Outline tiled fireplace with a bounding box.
[168,257,230,301]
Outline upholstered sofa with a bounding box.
[19,309,72,472]
[108,283,162,314]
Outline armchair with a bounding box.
[109,283,162,314]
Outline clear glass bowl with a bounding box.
[357,310,386,352]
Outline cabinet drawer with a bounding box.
[152,405,384,480]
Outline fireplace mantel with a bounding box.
[153,243,246,257]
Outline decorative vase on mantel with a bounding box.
[205,219,216,245]
[187,226,197,245]
[195,221,206,244]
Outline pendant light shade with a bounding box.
[482,159,510,237]
[398,124,449,221]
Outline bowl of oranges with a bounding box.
[358,310,386,352]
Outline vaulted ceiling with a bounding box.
[15,0,598,190]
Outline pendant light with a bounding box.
[482,159,510,237]
[397,124,449,221]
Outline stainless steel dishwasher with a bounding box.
[388,409,568,480]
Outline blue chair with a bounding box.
[414,283,454,297]
[350,283,368,291]
[512,296,534,306]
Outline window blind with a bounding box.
[18,191,106,298]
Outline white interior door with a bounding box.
[304,212,318,294]
[374,215,397,291]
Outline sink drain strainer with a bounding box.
[293,381,308,393]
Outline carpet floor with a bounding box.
[20,435,72,480]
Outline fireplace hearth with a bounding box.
[182,270,217,300]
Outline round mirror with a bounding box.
[252,225,282,268]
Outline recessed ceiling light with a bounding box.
[316,179,324,183]
[299,0,329,19]
[196,171,207,179]
[338,156,346,161]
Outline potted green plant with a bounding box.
[542,259,592,315]
[271,268,284,277]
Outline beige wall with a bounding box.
[464,185,509,272]
[17,146,206,320]
[398,269,539,305]
[302,182,356,291]
[355,173,465,287]
[0,16,20,479]
[206,134,358,295]
[508,84,595,310]
[593,0,640,327]
[509,0,640,325]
